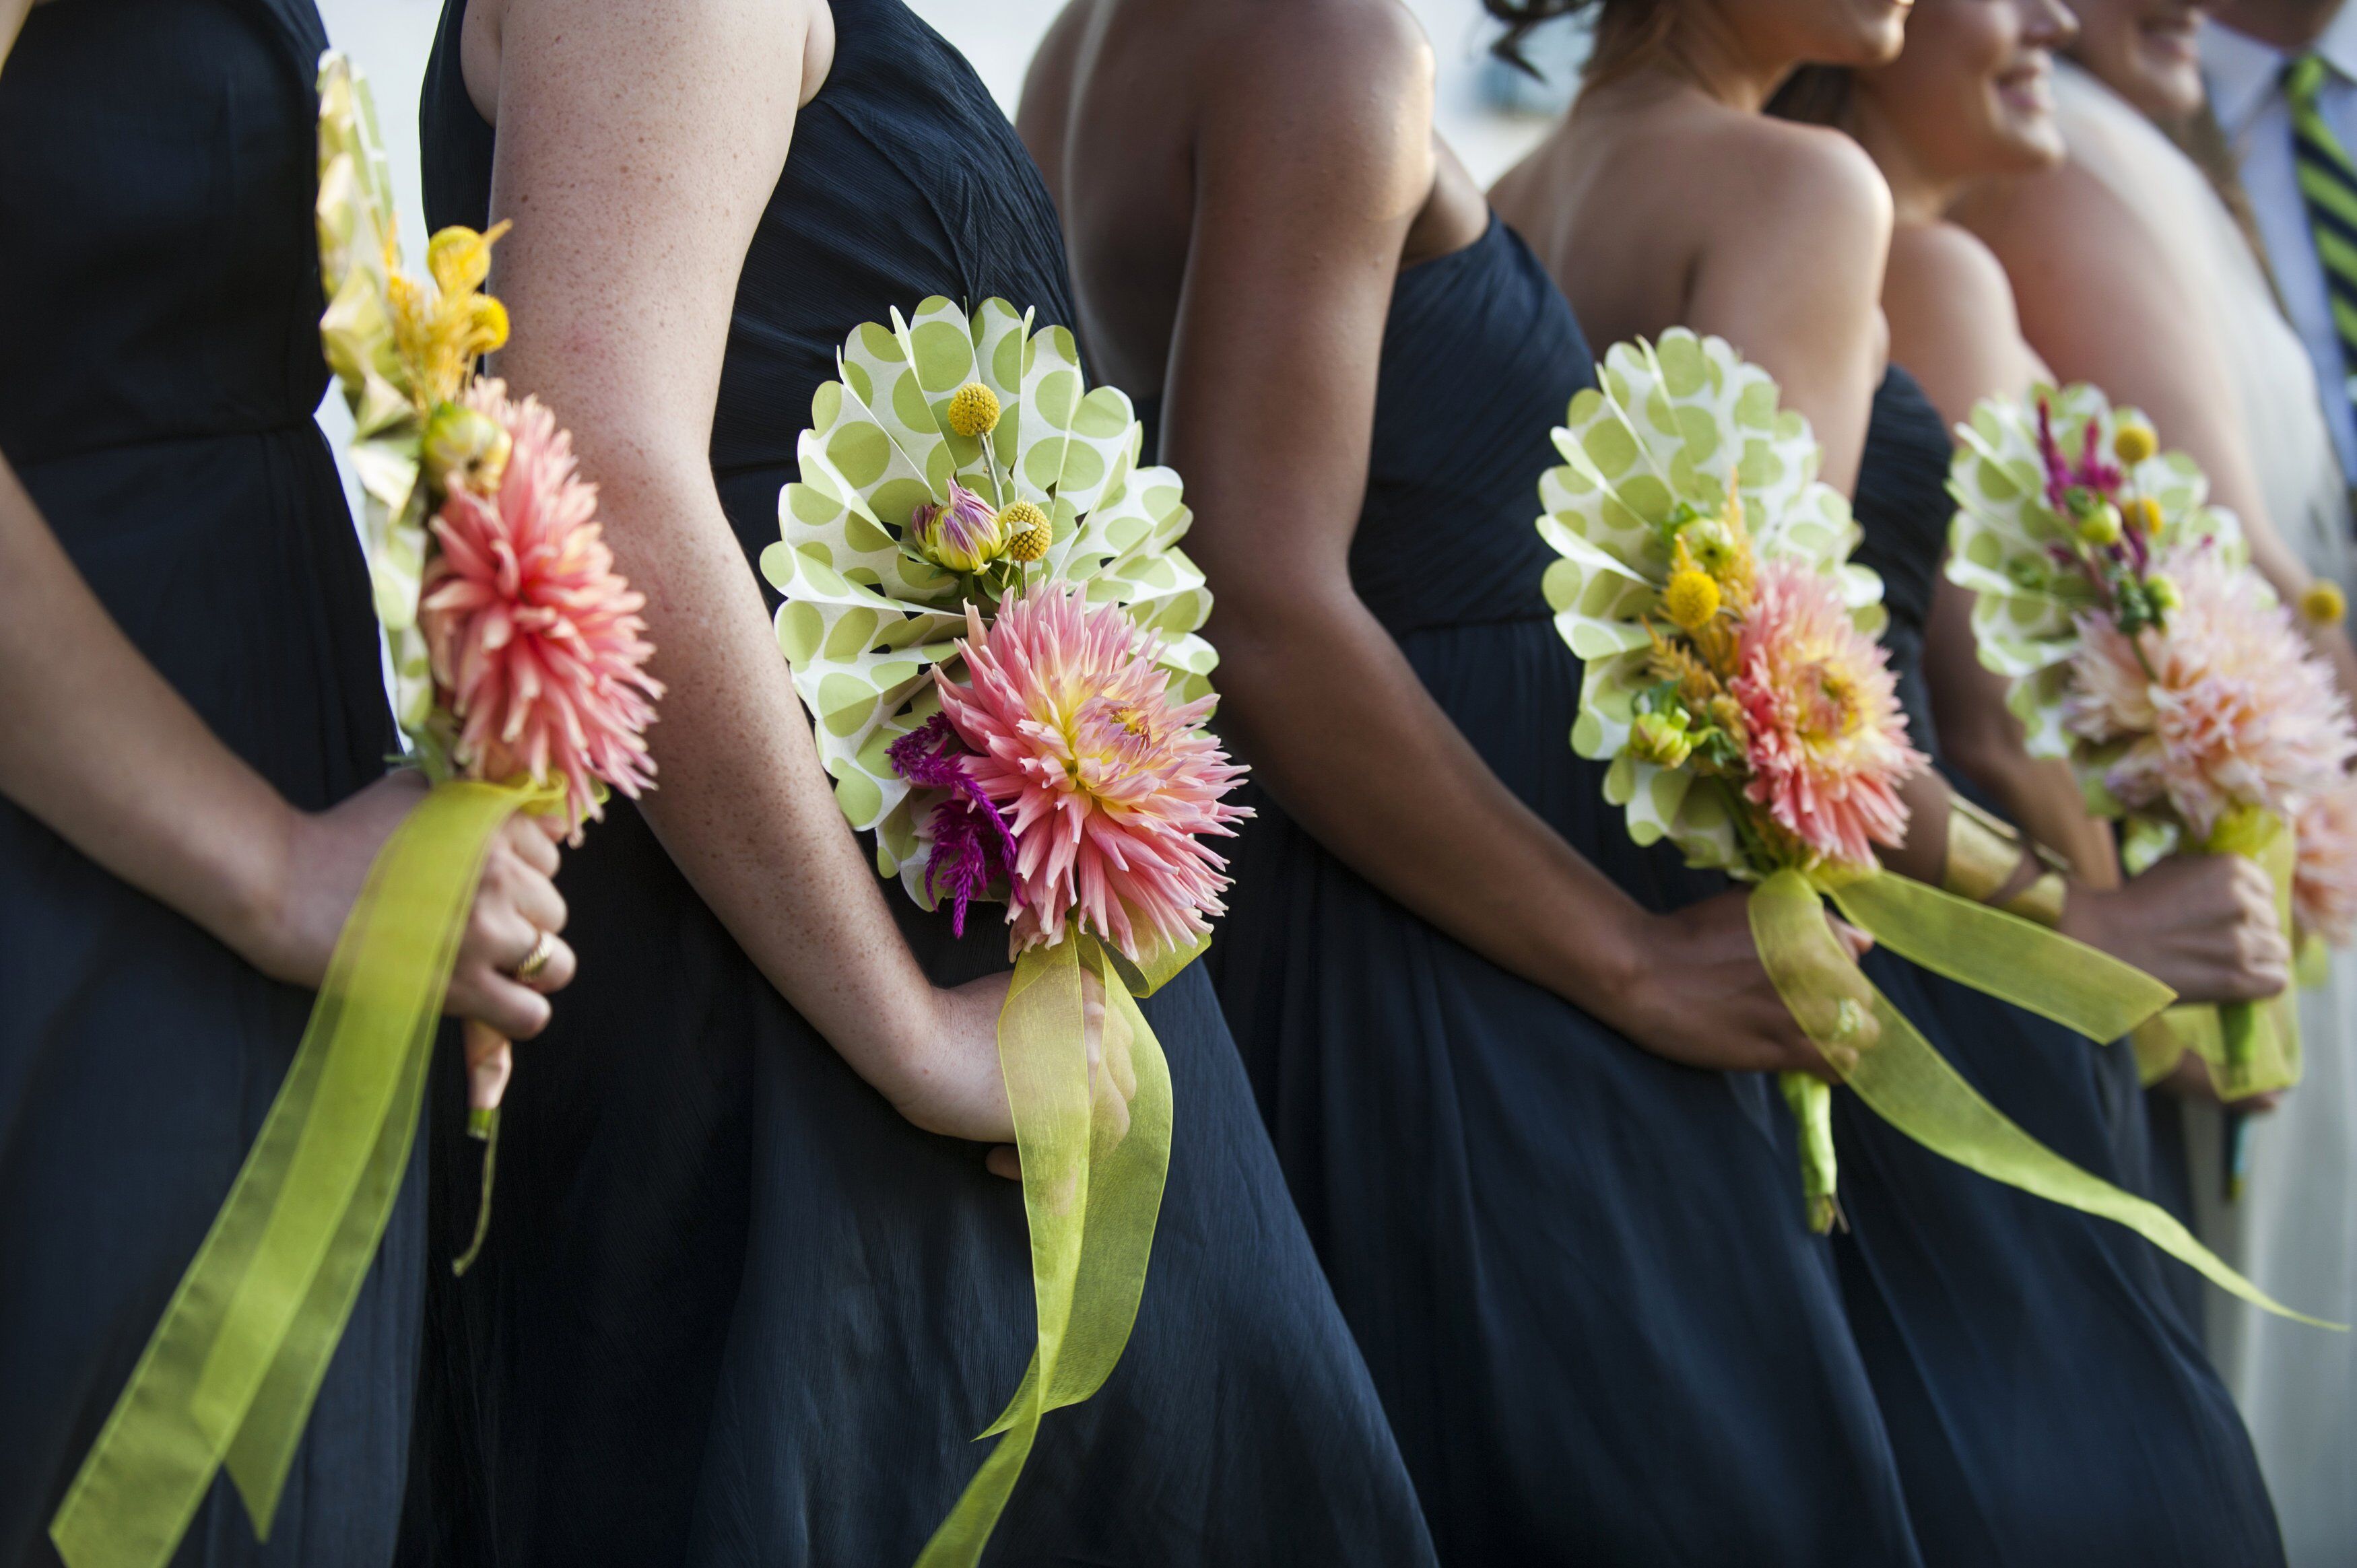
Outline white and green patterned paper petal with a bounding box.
[1548,329,1854,575]
[767,299,1222,869]
[317,52,434,737]
[1946,384,2250,774]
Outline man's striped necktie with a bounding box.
[2287,52,2357,413]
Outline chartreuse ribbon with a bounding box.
[52,780,540,1568]
[2128,811,2303,1095]
[915,932,1196,1568]
[1750,868,2338,1326]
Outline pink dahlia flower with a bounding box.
[935,582,1249,963]
[1731,559,1925,870]
[421,380,663,842]
[2296,782,2357,947]
[2064,548,2352,842]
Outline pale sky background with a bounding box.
[309,0,1586,489]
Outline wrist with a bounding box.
[214,798,304,977]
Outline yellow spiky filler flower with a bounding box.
[998,500,1053,563]
[2113,421,2158,466]
[2302,579,2348,627]
[946,381,1002,439]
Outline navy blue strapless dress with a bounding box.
[1202,221,1923,1566]
[1833,369,2284,1568]
[404,3,1435,1563]
[0,3,421,1565]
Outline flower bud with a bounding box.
[2112,421,2158,466]
[422,401,513,498]
[1631,710,1694,770]
[2076,504,2123,547]
[2146,574,2183,613]
[910,480,1007,574]
[1681,519,1736,573]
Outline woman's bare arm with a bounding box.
[0,415,570,1034]
[474,0,1012,1140]
[1158,13,1828,1078]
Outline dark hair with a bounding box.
[1481,0,1674,86]
[1764,64,1855,129]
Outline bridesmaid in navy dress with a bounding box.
[405,0,1436,1562]
[0,1,572,1564]
[1770,8,2289,1559]
[1024,1,1920,1561]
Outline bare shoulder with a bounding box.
[1959,151,2152,271]
[1200,0,1431,111]
[1884,221,2040,421]
[1702,112,1892,248]
[1887,221,2018,329]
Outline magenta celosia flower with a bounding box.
[933,582,1249,963]
[421,380,662,842]
[2296,782,2357,947]
[1730,560,1925,869]
[910,479,1007,574]
[888,713,1022,937]
[2064,547,2354,842]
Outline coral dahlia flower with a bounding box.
[2296,781,2357,948]
[934,582,1248,963]
[2064,547,2352,843]
[1730,560,1925,870]
[421,380,662,841]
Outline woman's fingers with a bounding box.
[449,964,555,1040]
[502,811,564,875]
[985,1145,1022,1182]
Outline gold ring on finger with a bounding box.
[512,928,558,984]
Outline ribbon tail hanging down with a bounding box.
[51,780,527,1568]
[1750,869,2339,1329]
[914,934,1180,1568]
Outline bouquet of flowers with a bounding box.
[1947,386,2354,1097]
[764,297,1245,1568]
[48,57,659,1568]
[1534,334,2311,1324]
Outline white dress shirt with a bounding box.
[2205,11,2357,483]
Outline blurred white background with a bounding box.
[310,0,1588,491]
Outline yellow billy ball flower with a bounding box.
[2112,421,2158,466]
[999,500,1053,562]
[1661,566,1721,632]
[2302,580,2348,627]
[946,382,1002,439]
[2123,496,2162,537]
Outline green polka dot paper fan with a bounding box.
[763,297,1217,892]
[316,52,436,741]
[1537,329,1882,873]
[1944,384,2248,764]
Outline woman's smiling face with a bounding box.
[1861,0,2080,180]
[2068,0,2212,118]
